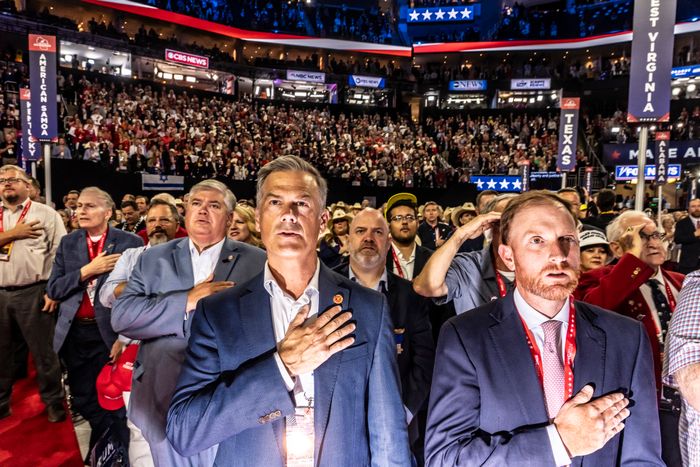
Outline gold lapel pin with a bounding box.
[333,294,343,305]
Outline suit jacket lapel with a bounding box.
[172,238,195,286]
[314,265,349,460]
[95,228,115,291]
[662,269,684,292]
[239,276,286,457]
[213,238,239,282]
[77,229,89,267]
[572,303,606,396]
[488,294,549,421]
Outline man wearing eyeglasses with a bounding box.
[384,193,433,281]
[0,165,66,423]
[576,210,685,466]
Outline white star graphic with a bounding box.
[435,9,445,20]
[486,179,497,189]
[448,8,458,19]
[461,7,472,19]
[422,10,433,21]
[512,179,523,191]
[499,179,510,190]
[476,178,484,190]
[409,10,419,21]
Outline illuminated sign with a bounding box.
[165,49,209,69]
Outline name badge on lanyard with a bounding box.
[286,406,314,467]
[0,201,32,262]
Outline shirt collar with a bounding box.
[349,265,388,292]
[514,287,569,331]
[188,237,225,259]
[649,268,665,284]
[264,259,321,300]
[392,242,415,262]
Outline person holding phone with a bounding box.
[47,186,142,459]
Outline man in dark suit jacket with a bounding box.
[167,156,411,466]
[112,180,266,466]
[336,208,435,464]
[426,191,663,466]
[47,187,143,455]
[674,198,700,274]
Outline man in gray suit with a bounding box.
[112,180,266,466]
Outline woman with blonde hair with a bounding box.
[228,204,263,248]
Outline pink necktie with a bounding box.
[542,320,565,418]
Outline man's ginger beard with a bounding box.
[514,261,579,301]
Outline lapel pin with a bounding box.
[333,294,343,305]
[223,255,234,263]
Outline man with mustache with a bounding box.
[426,191,662,466]
[111,180,266,466]
[577,210,685,466]
[336,208,434,464]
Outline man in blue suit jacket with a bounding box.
[425,191,663,466]
[48,187,143,455]
[167,156,411,466]
[112,180,266,466]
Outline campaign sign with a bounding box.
[28,34,58,142]
[407,5,478,23]
[626,0,677,122]
[510,79,551,90]
[165,49,209,69]
[470,175,523,192]
[520,160,530,192]
[348,75,385,88]
[655,131,671,183]
[615,164,681,181]
[287,70,326,83]
[448,80,487,92]
[557,97,580,171]
[603,140,700,165]
[19,88,39,161]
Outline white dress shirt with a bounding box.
[266,260,320,407]
[348,266,388,293]
[189,238,225,284]
[514,288,571,467]
[390,243,415,279]
[640,268,679,340]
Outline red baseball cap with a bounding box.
[96,364,124,411]
[111,344,139,392]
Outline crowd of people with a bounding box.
[3,158,700,466]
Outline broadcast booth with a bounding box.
[270,70,338,104]
[59,40,131,77]
[443,80,489,109]
[671,63,700,100]
[344,75,393,107]
[132,48,234,93]
[497,78,560,109]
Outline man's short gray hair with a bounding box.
[256,155,328,208]
[79,186,115,211]
[606,210,649,243]
[188,179,236,212]
[483,193,518,214]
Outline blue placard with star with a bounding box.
[470,176,523,193]
[407,5,480,24]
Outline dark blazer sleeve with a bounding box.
[403,294,435,416]
[619,321,664,465]
[166,298,294,457]
[47,235,84,300]
[425,321,553,466]
[673,217,697,246]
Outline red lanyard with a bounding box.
[391,246,405,279]
[86,232,107,261]
[0,200,31,233]
[663,278,676,312]
[495,270,510,298]
[516,296,577,401]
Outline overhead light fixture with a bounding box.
[186,76,196,83]
[688,83,697,93]
[163,72,173,79]
[672,87,681,96]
